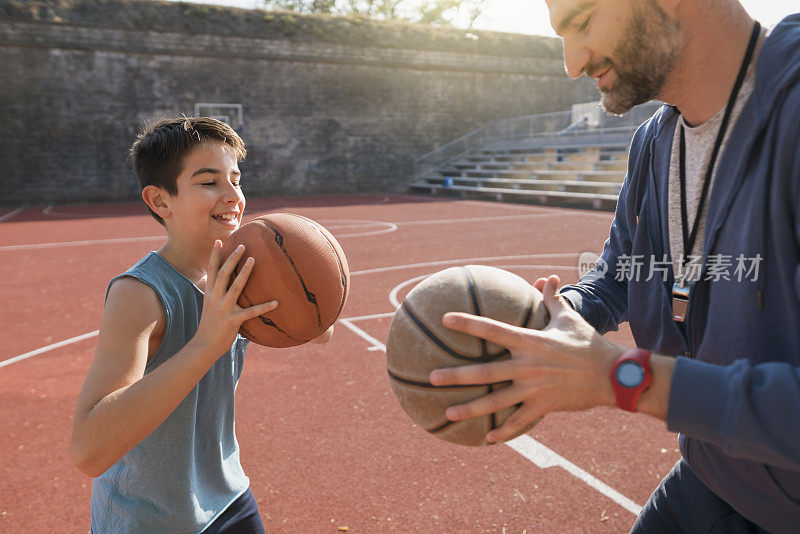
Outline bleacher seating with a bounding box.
[409,142,630,210]
[409,100,664,210]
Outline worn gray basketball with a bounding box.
[386,265,549,446]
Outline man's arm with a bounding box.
[432,274,800,473]
[557,118,659,334]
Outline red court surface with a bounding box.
[0,194,681,533]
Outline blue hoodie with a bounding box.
[559,14,800,532]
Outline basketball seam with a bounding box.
[261,218,323,331]
[519,289,535,329]
[234,257,305,344]
[464,266,495,435]
[488,383,497,431]
[387,369,508,390]
[426,420,456,434]
[463,266,489,358]
[400,302,508,364]
[303,215,348,319]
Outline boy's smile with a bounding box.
[165,141,246,247]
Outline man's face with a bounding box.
[548,0,682,115]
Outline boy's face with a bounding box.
[162,141,245,245]
[547,0,681,114]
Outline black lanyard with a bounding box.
[678,21,761,270]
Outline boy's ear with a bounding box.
[142,185,171,220]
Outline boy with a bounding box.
[70,117,327,533]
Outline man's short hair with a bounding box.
[130,116,246,225]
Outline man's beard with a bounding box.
[594,1,682,115]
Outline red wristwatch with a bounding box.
[610,349,653,412]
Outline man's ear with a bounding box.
[142,185,171,220]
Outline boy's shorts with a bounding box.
[632,459,766,533]
[204,487,265,534]
[90,487,264,534]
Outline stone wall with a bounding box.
[0,0,597,205]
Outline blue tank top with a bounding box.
[91,251,250,534]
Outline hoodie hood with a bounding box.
[752,14,800,117]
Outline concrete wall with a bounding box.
[0,3,597,205]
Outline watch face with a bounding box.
[616,361,645,388]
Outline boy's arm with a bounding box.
[70,243,277,477]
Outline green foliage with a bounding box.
[414,0,460,26]
[0,0,563,58]
[260,0,484,27]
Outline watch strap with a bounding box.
[610,348,653,413]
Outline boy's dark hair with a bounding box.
[130,116,246,225]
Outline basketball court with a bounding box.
[0,194,680,532]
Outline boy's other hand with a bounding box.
[310,325,335,344]
[193,240,278,357]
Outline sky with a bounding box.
[166,0,798,37]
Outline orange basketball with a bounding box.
[221,213,350,347]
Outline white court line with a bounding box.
[338,318,386,352]
[0,207,24,223]
[329,212,608,234]
[326,213,568,237]
[460,200,616,218]
[336,223,398,238]
[387,264,579,309]
[0,254,587,367]
[342,315,642,516]
[1,208,609,250]
[325,222,394,230]
[397,213,564,227]
[0,253,590,368]
[0,330,99,369]
[0,314,396,370]
[461,200,551,212]
[341,312,395,322]
[302,218,399,236]
[0,235,165,252]
[351,253,581,276]
[41,205,91,218]
[507,435,642,516]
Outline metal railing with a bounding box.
[413,101,662,178]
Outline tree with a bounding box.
[260,0,489,28]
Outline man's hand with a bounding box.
[429,274,627,443]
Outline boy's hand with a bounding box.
[310,325,335,344]
[193,240,278,357]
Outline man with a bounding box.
[429,1,800,531]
